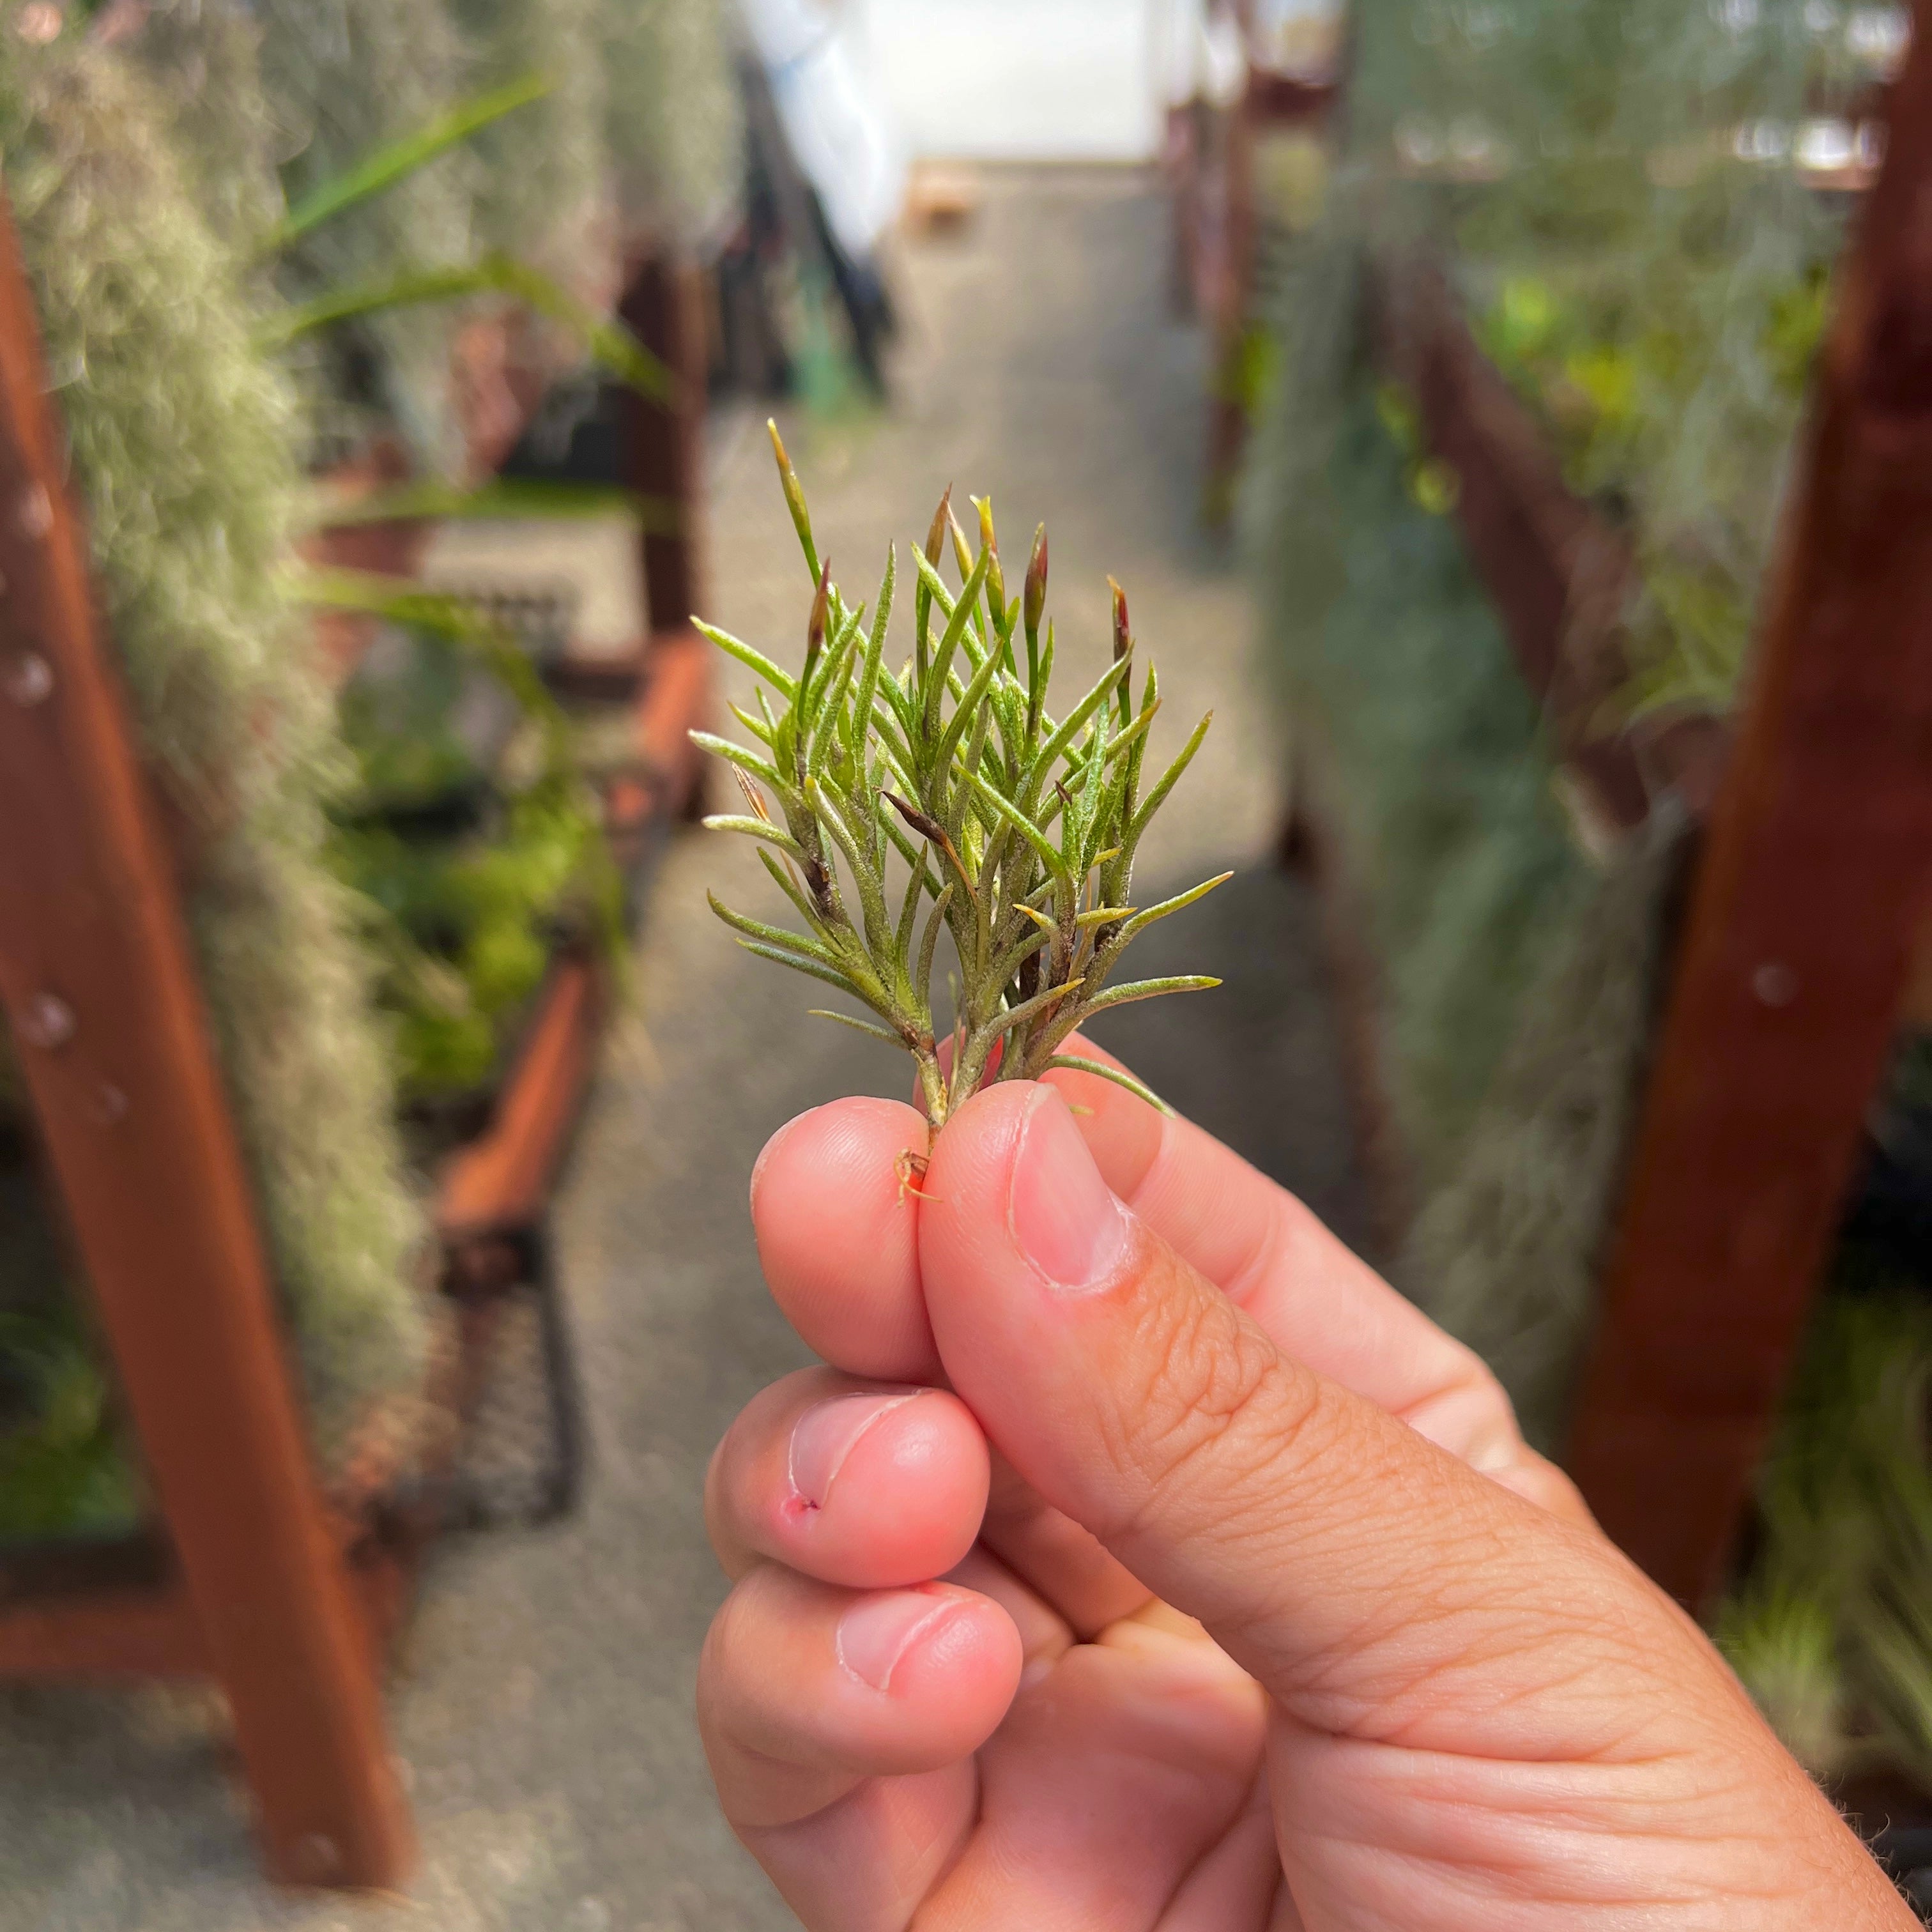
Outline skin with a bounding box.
[698,1041,1912,1930]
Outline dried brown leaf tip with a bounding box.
[924,485,953,568]
[693,443,1225,1131]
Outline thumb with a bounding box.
[917,1082,1710,1749]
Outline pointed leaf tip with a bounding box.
[924,486,953,567]
[1108,576,1131,663]
[806,556,832,661]
[1025,524,1048,636]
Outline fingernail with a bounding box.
[837,1588,961,1692]
[788,1391,919,1510]
[1009,1088,1130,1291]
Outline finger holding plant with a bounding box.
[692,424,1226,1133]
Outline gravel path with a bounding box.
[0,167,1367,1931]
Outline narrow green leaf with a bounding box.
[1026,655,1132,806]
[1119,871,1233,942]
[1127,712,1214,852]
[694,619,798,700]
[733,939,870,1000]
[758,845,825,931]
[702,815,806,860]
[1038,1055,1174,1114]
[853,546,898,762]
[730,701,778,747]
[709,893,843,967]
[808,1009,907,1049]
[982,974,1084,1044]
[806,777,893,956]
[895,849,937,966]
[969,770,1071,887]
[933,640,1004,781]
[267,72,553,250]
[1082,974,1221,1016]
[986,920,1052,994]
[925,543,993,737]
[917,882,956,1004]
[261,252,670,401]
[768,420,820,579]
[690,732,783,790]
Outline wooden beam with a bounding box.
[0,1540,408,1683]
[1566,25,1932,1609]
[1373,258,1729,841]
[0,192,413,1889]
[436,954,605,1248]
[620,250,709,636]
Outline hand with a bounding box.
[698,1046,1908,1929]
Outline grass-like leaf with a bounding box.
[266,72,554,252]
[261,252,670,400]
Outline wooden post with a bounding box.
[1566,21,1932,1610]
[1373,258,1729,838]
[0,195,412,1888]
[618,246,712,825]
[620,249,709,635]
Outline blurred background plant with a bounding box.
[1238,0,1932,1805]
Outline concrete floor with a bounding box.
[0,169,1368,1931]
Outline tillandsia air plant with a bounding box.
[694,425,1227,1136]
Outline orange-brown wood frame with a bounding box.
[1567,13,1932,1609]
[0,191,413,1888]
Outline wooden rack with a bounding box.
[0,211,712,1885]
[1167,0,1340,510]
[1288,6,1932,1610]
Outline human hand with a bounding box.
[699,1045,1909,1928]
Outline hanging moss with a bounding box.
[457,0,610,277]
[121,0,286,251]
[602,0,744,248]
[252,0,480,468]
[1400,816,1686,1450]
[0,30,429,1485]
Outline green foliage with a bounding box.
[250,0,482,464]
[1334,0,1865,717]
[1250,260,1593,1185]
[602,0,744,246]
[1719,1284,1932,1789]
[312,582,625,1108]
[0,1310,139,1545]
[333,779,620,1105]
[265,68,555,252]
[261,249,670,401]
[700,430,1224,1130]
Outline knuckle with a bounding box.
[1105,1276,1321,1531]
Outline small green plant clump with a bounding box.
[326,605,624,1110]
[696,429,1225,1133]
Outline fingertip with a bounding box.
[838,1584,1025,1736]
[751,1094,928,1219]
[751,1096,937,1378]
[779,1383,991,1587]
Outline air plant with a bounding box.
[694,426,1227,1134]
